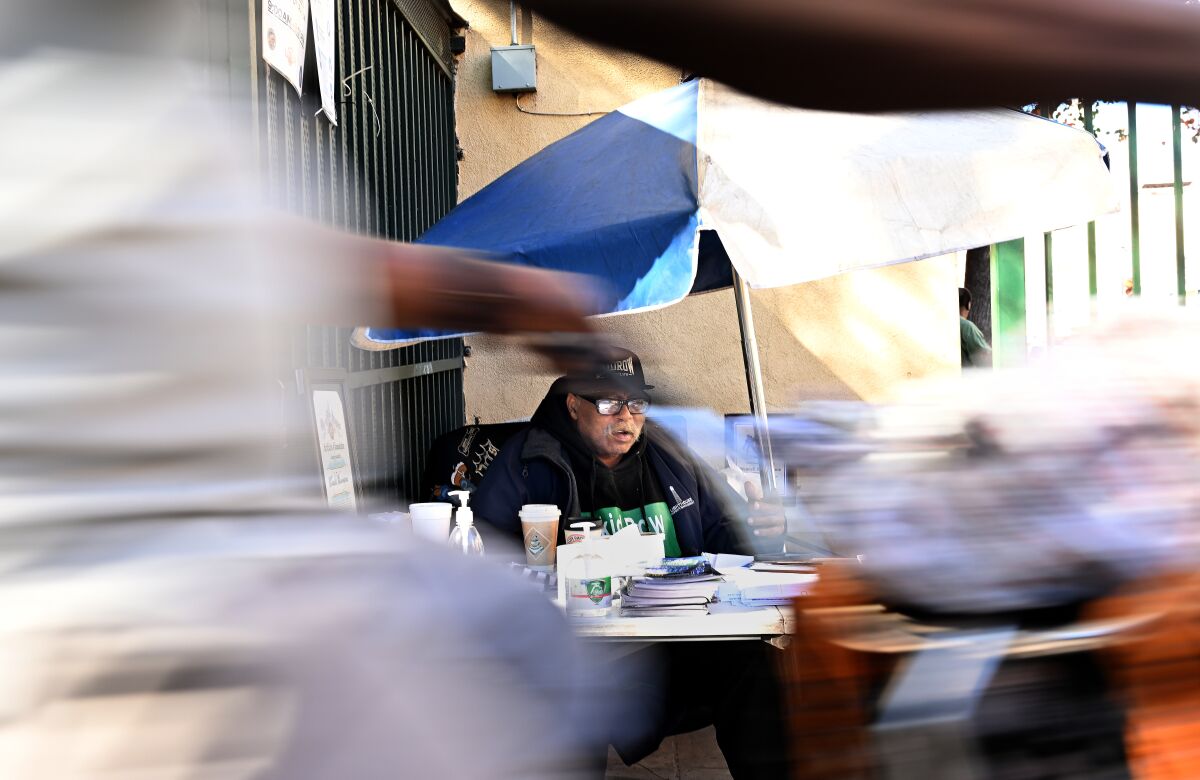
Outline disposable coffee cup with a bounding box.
[409,502,452,543]
[519,504,561,571]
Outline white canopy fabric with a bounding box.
[697,80,1119,289]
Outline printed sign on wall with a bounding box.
[311,0,338,124]
[313,388,357,511]
[262,0,310,94]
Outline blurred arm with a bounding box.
[269,217,613,373]
[287,218,602,334]
[523,0,1200,111]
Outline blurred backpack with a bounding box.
[420,423,527,503]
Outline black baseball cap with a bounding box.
[559,348,654,397]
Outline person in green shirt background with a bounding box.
[960,287,993,368]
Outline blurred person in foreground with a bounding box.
[959,287,992,368]
[785,309,1200,779]
[471,349,789,778]
[0,1,633,777]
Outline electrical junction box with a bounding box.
[491,44,536,93]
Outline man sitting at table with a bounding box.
[472,349,787,778]
[471,348,783,555]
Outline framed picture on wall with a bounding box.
[305,369,358,512]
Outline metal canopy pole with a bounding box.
[731,267,779,493]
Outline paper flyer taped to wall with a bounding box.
[262,0,310,94]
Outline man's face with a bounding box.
[566,392,645,465]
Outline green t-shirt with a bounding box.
[960,316,992,367]
[585,502,681,557]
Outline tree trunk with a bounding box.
[965,246,992,343]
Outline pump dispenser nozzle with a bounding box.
[449,491,472,524]
[447,491,484,555]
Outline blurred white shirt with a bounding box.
[0,40,620,779]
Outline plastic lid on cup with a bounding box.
[519,504,561,518]
[409,502,452,518]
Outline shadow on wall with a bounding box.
[626,289,863,411]
[460,257,959,424]
[461,302,857,425]
[463,288,861,425]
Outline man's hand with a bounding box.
[377,243,606,337]
[374,245,619,374]
[744,480,786,539]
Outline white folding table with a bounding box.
[567,600,795,646]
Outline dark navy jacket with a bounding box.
[471,423,754,556]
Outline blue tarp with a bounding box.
[360,80,706,347]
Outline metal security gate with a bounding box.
[298,329,466,506]
[249,0,466,507]
[257,0,460,239]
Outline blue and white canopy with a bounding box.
[357,79,1116,348]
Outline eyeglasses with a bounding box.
[579,396,650,415]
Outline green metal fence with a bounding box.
[992,100,1194,364]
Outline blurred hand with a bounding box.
[745,479,786,539]
[378,242,605,337]
[382,249,611,375]
[294,222,613,374]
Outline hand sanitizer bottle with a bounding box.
[447,491,484,556]
[564,521,611,617]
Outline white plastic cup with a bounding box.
[409,502,452,543]
[519,504,561,571]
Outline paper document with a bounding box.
[703,552,754,570]
[717,567,818,606]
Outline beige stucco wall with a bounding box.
[450,0,960,423]
[452,0,681,200]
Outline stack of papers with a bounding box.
[621,571,721,617]
[702,553,755,570]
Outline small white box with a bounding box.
[491,44,537,93]
[556,530,665,603]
